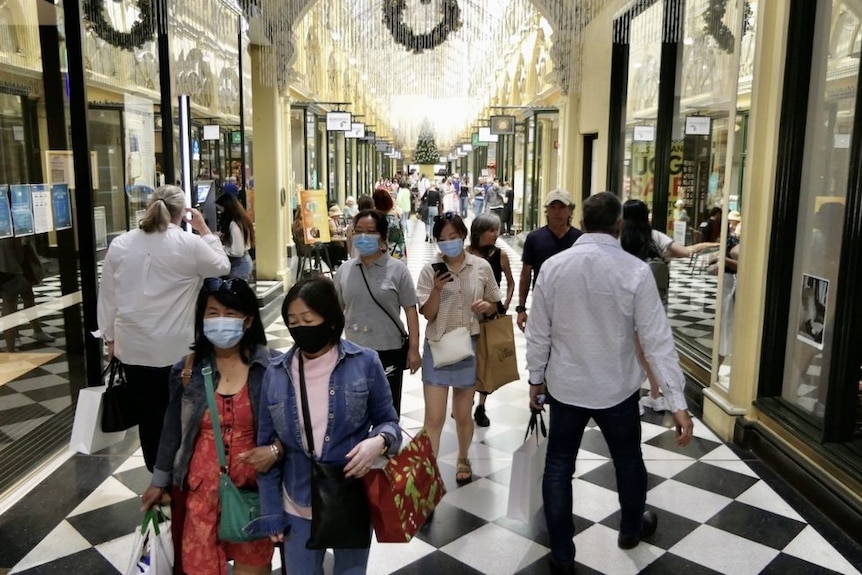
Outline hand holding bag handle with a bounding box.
[297,353,371,549]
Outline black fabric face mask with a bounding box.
[289,324,333,354]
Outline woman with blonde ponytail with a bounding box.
[97,185,230,472]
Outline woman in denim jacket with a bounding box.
[141,278,280,575]
[253,277,401,574]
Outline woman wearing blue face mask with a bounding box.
[141,278,278,575]
[416,213,502,484]
[332,209,421,415]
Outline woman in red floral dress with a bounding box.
[142,278,279,575]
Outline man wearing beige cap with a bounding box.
[516,189,582,331]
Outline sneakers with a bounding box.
[31,331,56,343]
[474,405,490,427]
[639,393,668,413]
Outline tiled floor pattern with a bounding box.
[1,223,861,574]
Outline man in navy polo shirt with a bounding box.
[516,189,582,331]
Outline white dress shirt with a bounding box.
[97,224,230,367]
[525,233,688,413]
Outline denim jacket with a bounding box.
[249,340,401,537]
[150,345,276,489]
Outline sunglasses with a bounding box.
[204,277,247,293]
[433,212,460,223]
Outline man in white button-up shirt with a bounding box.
[525,192,693,573]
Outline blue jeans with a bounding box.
[426,206,439,238]
[228,253,253,281]
[459,196,469,218]
[283,513,370,575]
[473,198,484,217]
[542,391,646,563]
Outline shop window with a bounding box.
[779,3,860,421]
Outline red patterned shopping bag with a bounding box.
[362,428,446,542]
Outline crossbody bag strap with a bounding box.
[201,359,228,471]
[357,263,407,340]
[296,353,317,458]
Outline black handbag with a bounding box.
[297,354,371,550]
[101,358,139,432]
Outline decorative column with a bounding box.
[251,46,287,283]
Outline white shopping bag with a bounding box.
[506,415,548,523]
[126,509,174,575]
[69,385,126,455]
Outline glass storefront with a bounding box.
[520,110,558,232]
[613,0,754,376]
[0,0,253,494]
[779,2,857,424]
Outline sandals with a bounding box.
[455,458,473,484]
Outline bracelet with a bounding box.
[269,443,281,460]
[515,305,527,313]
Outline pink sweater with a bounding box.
[284,346,338,518]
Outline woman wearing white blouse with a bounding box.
[216,193,255,281]
[97,185,230,471]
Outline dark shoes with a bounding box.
[617,510,658,549]
[548,556,576,575]
[474,405,490,427]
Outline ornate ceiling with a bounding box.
[241,0,608,152]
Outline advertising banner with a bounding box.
[52,183,73,230]
[0,185,12,239]
[10,184,34,236]
[299,189,330,244]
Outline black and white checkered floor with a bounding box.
[1,223,860,574]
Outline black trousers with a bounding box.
[124,363,172,472]
[376,347,407,416]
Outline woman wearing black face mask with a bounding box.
[254,278,401,573]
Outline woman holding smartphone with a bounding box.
[416,213,501,484]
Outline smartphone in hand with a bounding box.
[431,262,452,281]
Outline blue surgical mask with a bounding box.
[203,317,245,349]
[438,238,464,258]
[352,234,381,256]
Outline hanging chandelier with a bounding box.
[382,0,462,54]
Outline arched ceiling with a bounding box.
[241,0,608,152]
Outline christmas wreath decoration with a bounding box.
[84,0,155,50]
[702,0,734,53]
[382,0,462,54]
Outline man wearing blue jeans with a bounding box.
[525,192,694,574]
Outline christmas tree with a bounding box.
[414,119,440,164]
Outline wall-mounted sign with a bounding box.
[202,124,221,141]
[344,122,366,139]
[326,111,352,131]
[684,116,711,136]
[490,115,516,135]
[478,126,499,143]
[633,125,655,142]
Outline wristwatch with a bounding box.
[515,305,527,313]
